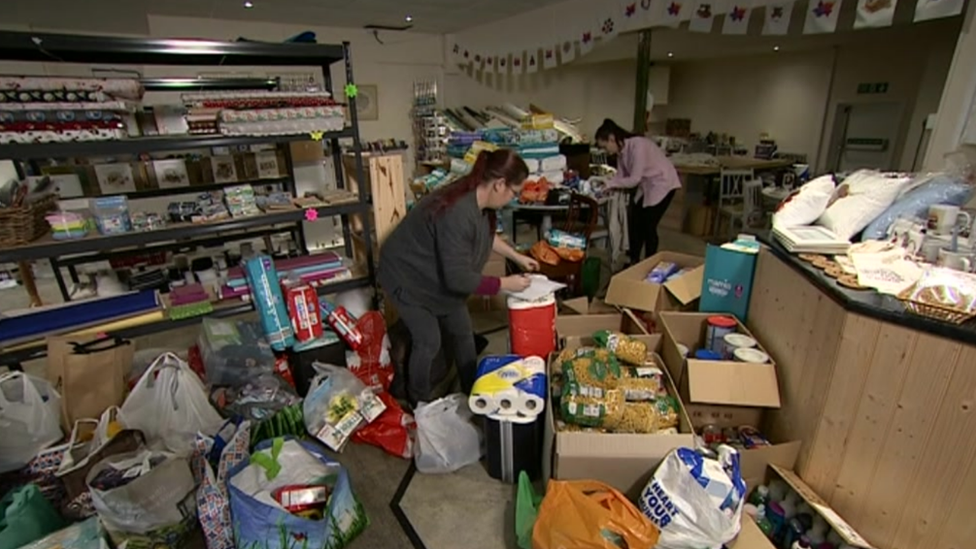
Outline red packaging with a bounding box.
[274,356,296,388]
[284,283,323,342]
[347,311,393,392]
[325,305,364,350]
[352,391,415,459]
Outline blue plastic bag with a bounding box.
[227,438,367,549]
[862,174,974,240]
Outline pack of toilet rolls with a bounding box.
[469,355,546,418]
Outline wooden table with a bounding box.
[674,156,795,176]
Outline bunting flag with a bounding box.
[621,1,642,32]
[600,13,621,40]
[854,0,897,28]
[579,27,596,55]
[485,55,497,74]
[804,0,842,33]
[512,53,524,74]
[689,0,720,32]
[526,50,540,74]
[560,39,577,64]
[763,2,794,34]
[543,45,559,69]
[914,0,964,21]
[722,0,752,33]
[498,54,508,73]
[650,0,690,27]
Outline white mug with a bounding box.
[937,248,974,272]
[928,205,971,236]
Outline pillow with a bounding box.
[862,174,974,240]
[771,175,836,229]
[816,170,912,241]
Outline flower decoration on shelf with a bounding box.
[697,3,713,17]
[344,83,359,99]
[304,208,319,222]
[771,6,785,18]
[309,131,324,141]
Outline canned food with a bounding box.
[733,347,770,364]
[705,315,737,354]
[722,333,757,359]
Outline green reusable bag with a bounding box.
[516,471,543,549]
[0,484,65,549]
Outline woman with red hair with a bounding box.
[379,149,539,405]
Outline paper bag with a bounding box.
[46,336,133,429]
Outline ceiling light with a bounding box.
[243,1,253,7]
[405,15,413,22]
[667,52,674,58]
[773,45,780,51]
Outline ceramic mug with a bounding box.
[928,204,971,236]
[937,248,974,272]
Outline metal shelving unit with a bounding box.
[0,30,376,363]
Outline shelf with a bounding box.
[0,274,370,367]
[0,129,354,160]
[0,31,346,67]
[0,199,367,263]
[99,176,292,201]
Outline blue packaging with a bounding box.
[469,355,546,418]
[243,254,295,351]
[699,244,758,322]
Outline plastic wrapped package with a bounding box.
[561,353,623,390]
[619,366,667,401]
[902,266,976,314]
[594,330,648,365]
[302,363,386,451]
[214,374,301,422]
[560,386,624,428]
[198,318,276,387]
[862,173,974,240]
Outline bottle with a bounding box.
[320,300,364,350]
[806,527,826,547]
[749,485,771,507]
[809,515,828,541]
[744,503,760,519]
[792,538,812,549]
[756,505,775,538]
[781,518,807,549]
[780,496,797,521]
[767,501,787,543]
[796,501,814,518]
[769,479,789,502]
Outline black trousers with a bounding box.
[629,190,676,264]
[386,289,478,404]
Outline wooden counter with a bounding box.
[749,247,976,549]
[674,156,794,176]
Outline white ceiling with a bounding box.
[1,0,568,34]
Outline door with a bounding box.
[827,102,904,172]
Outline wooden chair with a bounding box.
[537,193,599,295]
[720,178,765,237]
[714,168,754,237]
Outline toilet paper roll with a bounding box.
[540,154,567,172]
[524,158,542,173]
[514,392,545,416]
[470,355,547,417]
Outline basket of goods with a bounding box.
[0,179,57,246]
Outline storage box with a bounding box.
[555,308,650,348]
[542,348,696,499]
[729,517,777,549]
[700,244,758,322]
[559,296,617,316]
[756,464,877,549]
[604,252,704,315]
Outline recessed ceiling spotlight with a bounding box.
[243,1,253,7]
[667,51,674,58]
[773,45,780,51]
[405,15,413,22]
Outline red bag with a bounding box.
[347,311,393,392]
[352,392,415,459]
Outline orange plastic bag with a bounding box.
[532,480,660,549]
[554,246,585,262]
[531,240,561,266]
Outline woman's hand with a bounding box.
[500,274,532,293]
[514,254,540,272]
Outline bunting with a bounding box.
[543,45,559,69]
[914,0,964,21]
[804,0,842,33]
[689,0,720,32]
[763,2,794,34]
[855,0,898,27]
[723,0,753,34]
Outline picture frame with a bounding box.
[355,84,379,121]
[94,163,137,194]
[152,159,191,189]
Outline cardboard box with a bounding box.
[560,296,617,316]
[555,308,649,347]
[757,464,877,549]
[729,517,777,549]
[604,252,704,315]
[700,244,758,322]
[543,349,696,499]
[738,440,801,490]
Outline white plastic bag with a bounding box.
[639,446,746,549]
[303,362,385,452]
[0,372,63,473]
[414,394,482,474]
[119,352,223,456]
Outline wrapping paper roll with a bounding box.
[501,102,530,120]
[469,355,546,418]
[540,154,567,172]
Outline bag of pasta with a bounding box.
[555,346,614,365]
[614,397,681,434]
[560,350,622,389]
[560,385,624,428]
[654,396,681,431]
[618,365,667,401]
[593,330,648,365]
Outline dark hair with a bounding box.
[428,148,528,230]
[595,118,636,148]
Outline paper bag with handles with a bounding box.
[46,336,134,429]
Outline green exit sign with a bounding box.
[857,82,889,94]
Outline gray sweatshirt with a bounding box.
[378,190,493,314]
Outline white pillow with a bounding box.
[772,175,836,229]
[816,170,912,241]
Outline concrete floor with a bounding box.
[0,227,707,549]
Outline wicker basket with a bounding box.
[0,194,57,247]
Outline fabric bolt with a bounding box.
[629,189,676,263]
[606,136,682,208]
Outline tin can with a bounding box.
[705,315,737,354]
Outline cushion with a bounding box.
[862,173,974,240]
[771,175,836,229]
[816,170,912,241]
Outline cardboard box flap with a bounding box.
[729,517,776,549]
[770,465,876,549]
[663,264,704,305]
[556,314,629,337]
[686,361,781,408]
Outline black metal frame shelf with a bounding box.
[0,30,376,365]
[96,176,292,201]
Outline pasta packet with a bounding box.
[615,403,660,434]
[562,354,622,389]
[593,330,648,365]
[560,385,624,428]
[618,365,667,401]
[654,396,681,431]
[556,346,614,364]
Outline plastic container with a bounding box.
[694,349,723,361]
[734,348,770,364]
[90,196,131,235]
[507,294,556,360]
[722,333,757,358]
[705,315,737,354]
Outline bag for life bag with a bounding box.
[639,446,746,549]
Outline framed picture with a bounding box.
[355,84,379,121]
[94,163,137,194]
[210,155,239,184]
[152,159,191,189]
[255,151,282,179]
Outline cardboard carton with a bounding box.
[560,296,617,315]
[542,349,696,499]
[555,308,649,347]
[729,516,777,549]
[757,464,877,549]
[604,252,704,314]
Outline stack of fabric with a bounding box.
[181,91,345,136]
[0,77,142,143]
[168,283,214,320]
[218,252,350,301]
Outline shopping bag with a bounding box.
[228,438,369,549]
[0,439,71,512]
[87,449,198,549]
[119,352,223,456]
[0,484,66,549]
[190,420,251,549]
[46,336,133,430]
[17,516,107,549]
[532,479,660,549]
[413,394,482,474]
[515,471,542,549]
[352,391,415,459]
[638,446,746,549]
[346,311,394,392]
[0,372,63,474]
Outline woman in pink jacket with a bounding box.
[595,119,681,263]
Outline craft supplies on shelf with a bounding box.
[90,196,131,235]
